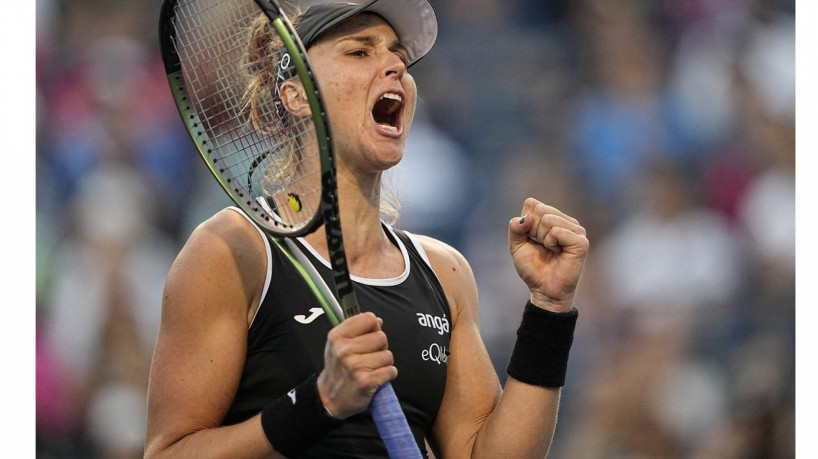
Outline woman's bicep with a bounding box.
[429,298,502,458]
[145,215,262,455]
[417,237,502,457]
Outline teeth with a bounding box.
[380,93,402,103]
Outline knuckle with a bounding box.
[363,312,378,323]
[349,313,368,326]
[375,330,388,347]
[346,355,364,372]
[366,371,385,389]
[542,214,559,226]
[354,372,372,390]
[335,343,353,359]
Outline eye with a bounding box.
[347,49,368,58]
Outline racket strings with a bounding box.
[171,0,322,232]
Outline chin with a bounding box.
[365,140,406,170]
[373,151,405,172]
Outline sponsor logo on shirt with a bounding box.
[294,307,325,324]
[416,313,449,336]
[422,342,449,365]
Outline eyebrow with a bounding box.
[337,35,408,56]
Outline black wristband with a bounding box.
[260,374,342,457]
[507,301,578,388]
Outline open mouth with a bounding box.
[372,92,403,134]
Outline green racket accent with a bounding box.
[167,72,232,200]
[270,237,342,326]
[270,13,359,320]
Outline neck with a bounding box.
[304,168,392,265]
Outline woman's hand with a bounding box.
[508,197,589,313]
[316,312,397,419]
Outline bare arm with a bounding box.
[423,198,588,458]
[145,209,398,458]
[145,209,279,458]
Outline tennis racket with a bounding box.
[159,0,421,457]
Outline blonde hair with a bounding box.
[243,11,402,224]
[243,12,304,195]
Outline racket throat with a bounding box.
[323,216,358,317]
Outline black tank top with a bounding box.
[222,208,451,458]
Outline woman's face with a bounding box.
[306,14,418,174]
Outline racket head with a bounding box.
[160,0,333,238]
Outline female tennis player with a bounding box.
[145,1,588,457]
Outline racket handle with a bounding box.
[369,383,422,459]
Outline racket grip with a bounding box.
[369,383,422,459]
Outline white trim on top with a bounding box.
[296,224,412,287]
[226,206,273,329]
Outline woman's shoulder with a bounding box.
[172,207,268,292]
[403,233,478,318]
[407,234,468,269]
[189,208,265,253]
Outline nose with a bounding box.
[382,53,406,79]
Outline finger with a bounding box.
[531,201,580,225]
[347,349,395,373]
[330,312,381,340]
[520,197,539,219]
[533,214,586,243]
[510,212,535,236]
[335,330,390,360]
[509,213,537,253]
[542,226,590,255]
[358,365,399,393]
[513,200,583,239]
[541,231,563,255]
[521,198,580,225]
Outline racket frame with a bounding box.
[162,0,359,318]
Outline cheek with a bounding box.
[404,98,417,131]
[316,75,341,108]
[319,76,367,124]
[403,78,419,131]
[311,56,349,116]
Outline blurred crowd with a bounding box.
[35,0,795,457]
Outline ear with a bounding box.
[279,81,312,118]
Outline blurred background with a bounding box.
[35,0,796,457]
